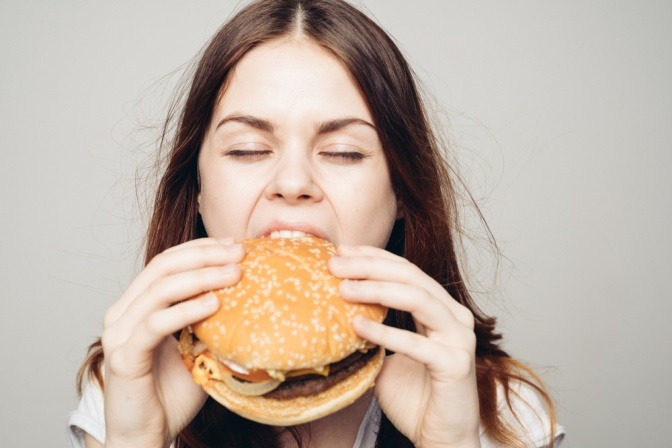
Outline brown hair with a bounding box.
[78,0,557,446]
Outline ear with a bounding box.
[396,205,404,220]
[395,195,404,220]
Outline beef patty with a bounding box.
[263,348,378,400]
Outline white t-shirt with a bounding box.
[68,379,564,448]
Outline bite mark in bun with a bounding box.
[179,235,386,425]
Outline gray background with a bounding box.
[1,1,670,446]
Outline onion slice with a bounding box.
[223,375,282,396]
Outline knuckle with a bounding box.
[148,250,178,275]
[144,313,164,337]
[456,304,475,330]
[150,250,169,268]
[406,263,424,281]
[407,333,426,354]
[103,306,118,329]
[105,349,127,377]
[451,348,475,379]
[100,330,115,351]
[146,277,169,299]
[463,328,477,352]
[413,289,433,314]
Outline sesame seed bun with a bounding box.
[203,345,384,426]
[181,235,387,425]
[193,236,386,370]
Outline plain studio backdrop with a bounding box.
[1,1,670,446]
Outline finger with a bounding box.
[106,294,220,378]
[352,316,474,379]
[337,243,402,261]
[341,279,475,349]
[136,294,220,351]
[329,253,473,329]
[162,237,235,254]
[339,279,461,335]
[105,242,244,328]
[336,245,452,300]
[108,264,241,346]
[134,242,244,303]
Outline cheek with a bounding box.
[339,174,397,246]
[370,168,397,214]
[198,175,252,236]
[369,172,399,238]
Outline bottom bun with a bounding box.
[202,346,385,426]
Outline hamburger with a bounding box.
[178,235,386,426]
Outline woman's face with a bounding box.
[198,38,398,247]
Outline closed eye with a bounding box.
[320,151,367,162]
[224,147,272,160]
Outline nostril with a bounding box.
[273,193,312,199]
[265,160,323,202]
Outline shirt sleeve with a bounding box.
[358,390,564,448]
[67,377,106,448]
[67,377,179,448]
[353,397,381,448]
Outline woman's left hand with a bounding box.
[329,245,481,448]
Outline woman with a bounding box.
[69,0,564,447]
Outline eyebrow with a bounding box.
[215,114,376,135]
[216,115,274,133]
[316,117,376,134]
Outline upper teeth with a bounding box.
[269,230,312,239]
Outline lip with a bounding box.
[256,221,330,242]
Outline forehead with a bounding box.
[214,38,373,123]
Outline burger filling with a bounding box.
[181,330,377,400]
[262,349,376,399]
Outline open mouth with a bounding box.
[268,230,314,239]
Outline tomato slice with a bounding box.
[231,368,274,383]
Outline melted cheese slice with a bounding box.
[286,365,330,378]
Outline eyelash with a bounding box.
[225,149,272,159]
[320,151,366,161]
[223,148,367,162]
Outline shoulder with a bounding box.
[358,384,565,448]
[67,376,178,448]
[481,380,565,448]
[67,377,106,447]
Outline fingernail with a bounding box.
[338,244,357,254]
[352,314,369,329]
[201,293,219,309]
[220,264,238,274]
[340,279,358,293]
[330,256,346,267]
[224,242,242,251]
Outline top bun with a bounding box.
[193,236,386,371]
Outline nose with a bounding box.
[264,154,323,204]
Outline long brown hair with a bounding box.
[78,1,557,446]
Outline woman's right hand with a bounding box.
[100,238,244,448]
